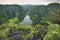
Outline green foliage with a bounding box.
[0,18,19,40]
[44,23,60,40]
[44,3,60,23]
[29,5,46,21]
[0,5,24,23]
[0,17,50,40]
[0,3,60,40]
[0,18,60,40]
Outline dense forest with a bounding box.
[0,3,60,40]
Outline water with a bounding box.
[20,15,33,26]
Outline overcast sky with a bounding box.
[0,0,60,5]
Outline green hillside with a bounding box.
[0,3,60,40]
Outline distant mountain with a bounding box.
[21,4,39,16]
[21,4,38,10]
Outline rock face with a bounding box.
[8,30,23,40]
[28,34,43,40]
[8,30,43,40]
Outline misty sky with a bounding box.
[0,0,60,5]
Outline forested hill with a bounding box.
[0,4,24,23]
[0,3,60,25]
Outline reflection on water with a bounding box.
[20,15,33,26]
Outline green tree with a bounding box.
[0,5,24,23]
[44,23,60,40]
[44,3,60,23]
